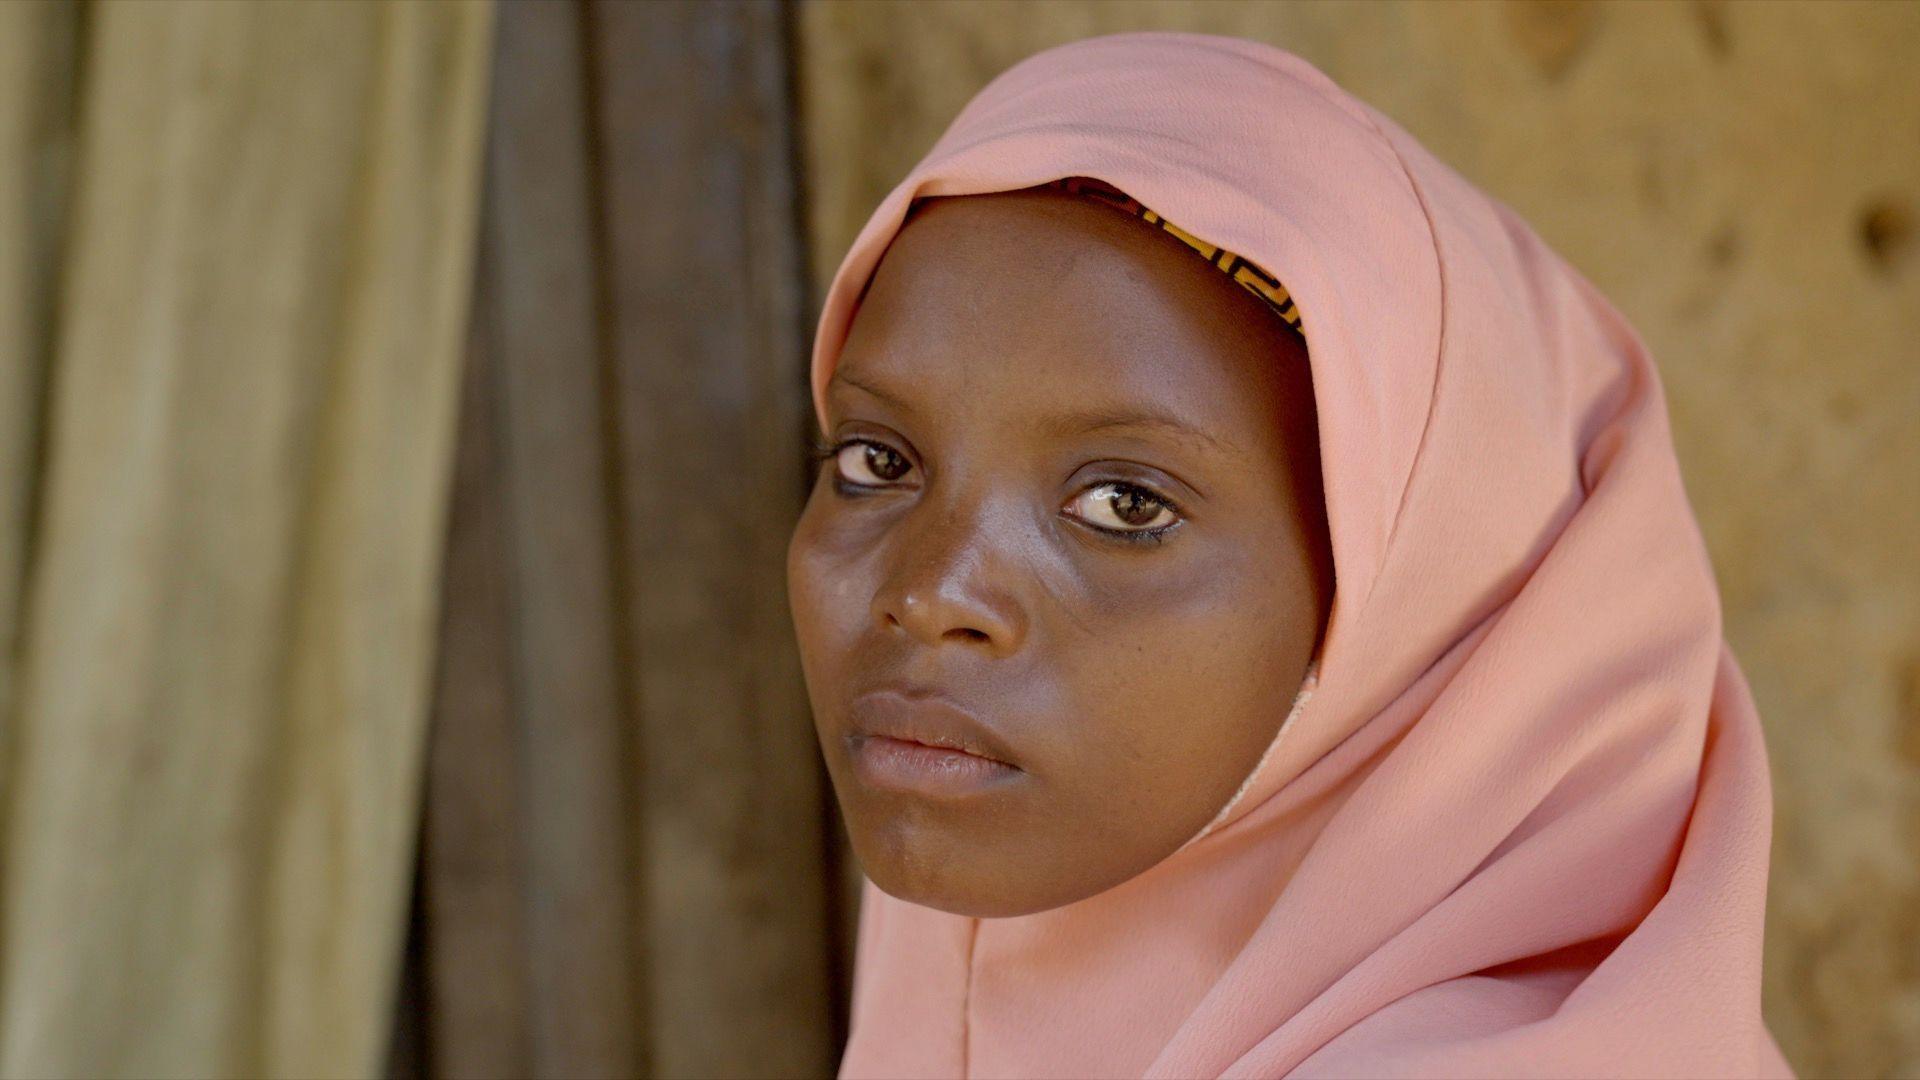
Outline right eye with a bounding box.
[833,439,914,487]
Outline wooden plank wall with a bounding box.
[394,2,846,1076]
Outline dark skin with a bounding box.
[786,186,1332,918]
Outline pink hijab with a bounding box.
[808,32,1791,1079]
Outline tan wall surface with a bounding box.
[797,3,1920,1075]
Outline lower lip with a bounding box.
[849,734,1022,797]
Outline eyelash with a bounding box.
[807,436,1184,546]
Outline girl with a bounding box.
[787,31,1790,1079]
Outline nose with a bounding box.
[871,496,1027,657]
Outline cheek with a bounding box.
[1047,549,1297,819]
[786,493,865,703]
[787,483,953,751]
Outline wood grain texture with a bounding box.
[0,2,493,1076]
[796,2,1920,1075]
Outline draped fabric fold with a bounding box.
[0,3,492,1076]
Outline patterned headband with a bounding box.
[1044,176,1305,341]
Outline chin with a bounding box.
[849,814,1050,919]
[863,861,1042,919]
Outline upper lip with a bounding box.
[847,685,1022,768]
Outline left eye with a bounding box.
[1064,482,1179,533]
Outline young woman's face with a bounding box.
[787,188,1331,918]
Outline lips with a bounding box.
[846,688,1022,769]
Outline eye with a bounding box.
[1064,481,1184,544]
[823,438,913,487]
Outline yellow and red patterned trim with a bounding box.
[1045,176,1304,340]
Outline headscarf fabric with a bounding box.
[808,32,1790,1079]
[1041,175,1307,339]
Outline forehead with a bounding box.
[830,189,1304,449]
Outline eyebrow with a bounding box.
[830,370,917,416]
[830,369,1237,458]
[1036,406,1237,458]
